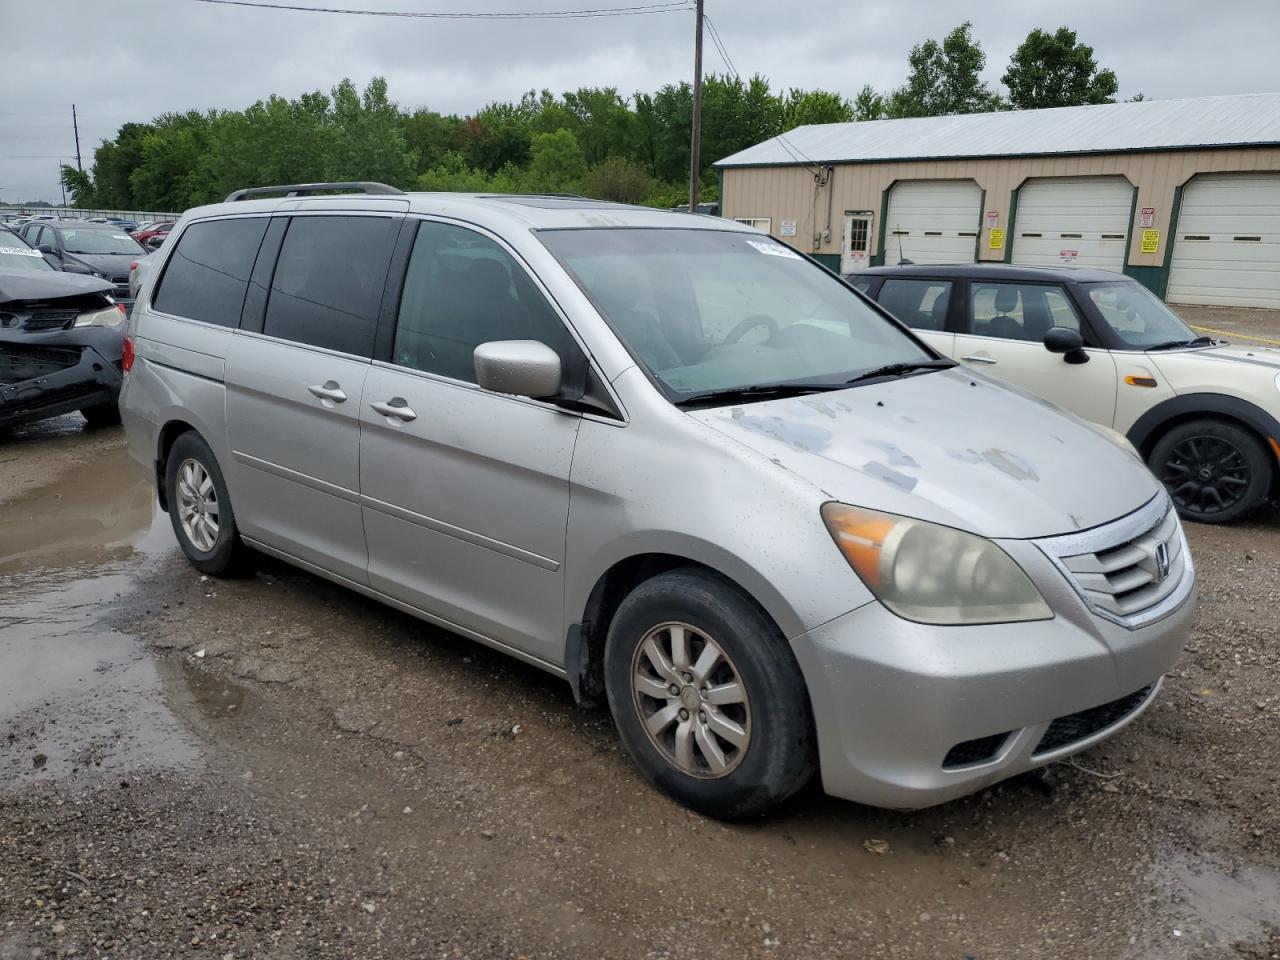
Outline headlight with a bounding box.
[821,503,1052,625]
[75,304,127,328]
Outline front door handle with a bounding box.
[960,354,998,364]
[308,380,348,402]
[370,398,417,422]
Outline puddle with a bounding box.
[1154,851,1280,948]
[0,445,199,788]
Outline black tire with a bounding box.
[604,568,816,819]
[80,402,122,428]
[163,431,253,576]
[1149,418,1271,524]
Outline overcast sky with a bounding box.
[4,0,1278,203]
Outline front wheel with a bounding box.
[164,431,253,575]
[1148,419,1271,524]
[604,569,816,819]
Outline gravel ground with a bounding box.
[1,414,1278,960]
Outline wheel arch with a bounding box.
[1127,393,1280,460]
[565,552,791,707]
[155,418,200,511]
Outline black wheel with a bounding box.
[604,568,816,819]
[164,431,253,575]
[1149,419,1271,524]
[80,402,122,428]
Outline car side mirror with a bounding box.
[36,243,57,257]
[145,236,164,250]
[474,340,562,400]
[1043,326,1089,365]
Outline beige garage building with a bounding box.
[716,92,1280,308]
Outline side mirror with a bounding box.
[1043,326,1089,365]
[36,243,57,257]
[145,236,164,250]
[474,340,562,400]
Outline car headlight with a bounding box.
[75,304,127,328]
[821,503,1052,625]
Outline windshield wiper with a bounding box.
[1145,335,1217,351]
[674,381,845,409]
[843,358,955,385]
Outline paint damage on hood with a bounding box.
[690,368,1161,540]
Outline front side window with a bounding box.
[0,230,53,271]
[153,218,268,328]
[538,228,934,400]
[59,228,145,255]
[970,282,1081,342]
[263,215,398,357]
[1085,281,1197,349]
[393,220,574,384]
[877,279,952,331]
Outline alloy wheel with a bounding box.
[630,621,751,778]
[1160,435,1251,517]
[176,458,220,552]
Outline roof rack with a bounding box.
[225,181,405,202]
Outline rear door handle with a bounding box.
[961,354,998,364]
[370,398,417,422]
[307,380,347,402]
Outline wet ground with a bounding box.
[2,415,1278,960]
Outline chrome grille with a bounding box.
[1035,495,1193,629]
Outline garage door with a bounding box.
[1167,173,1280,308]
[884,180,980,264]
[1012,176,1133,270]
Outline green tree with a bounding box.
[1002,27,1118,109]
[523,129,587,192]
[783,89,854,129]
[580,156,656,203]
[853,84,886,121]
[60,165,97,206]
[887,22,1001,118]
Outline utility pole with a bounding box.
[59,163,67,207]
[72,104,82,171]
[687,0,704,212]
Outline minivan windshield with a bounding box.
[0,231,54,271]
[1084,281,1201,349]
[538,228,938,403]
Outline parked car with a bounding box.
[847,264,1280,525]
[132,221,175,247]
[1,232,127,430]
[123,183,1196,817]
[20,219,146,312]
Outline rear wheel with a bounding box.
[1149,418,1271,524]
[164,432,253,575]
[603,569,816,819]
[80,402,121,428]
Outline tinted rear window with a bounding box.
[262,215,397,357]
[153,218,269,327]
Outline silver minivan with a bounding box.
[121,183,1197,817]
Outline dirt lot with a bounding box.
[2,412,1279,960]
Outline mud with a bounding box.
[1,427,1278,959]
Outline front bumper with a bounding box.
[792,534,1197,810]
[0,328,125,429]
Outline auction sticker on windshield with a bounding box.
[745,238,801,259]
[0,246,42,257]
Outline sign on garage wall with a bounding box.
[1140,207,1156,229]
[986,210,999,229]
[988,228,1004,249]
[1141,229,1160,253]
[780,219,797,237]
[1059,249,1079,262]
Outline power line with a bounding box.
[192,0,692,19]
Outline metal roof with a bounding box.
[715,93,1280,168]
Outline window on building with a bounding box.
[733,218,771,233]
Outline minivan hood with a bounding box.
[690,368,1161,539]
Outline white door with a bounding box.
[884,180,980,265]
[1167,173,1280,308]
[840,211,873,273]
[1012,176,1133,270]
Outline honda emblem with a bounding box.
[1154,541,1171,582]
